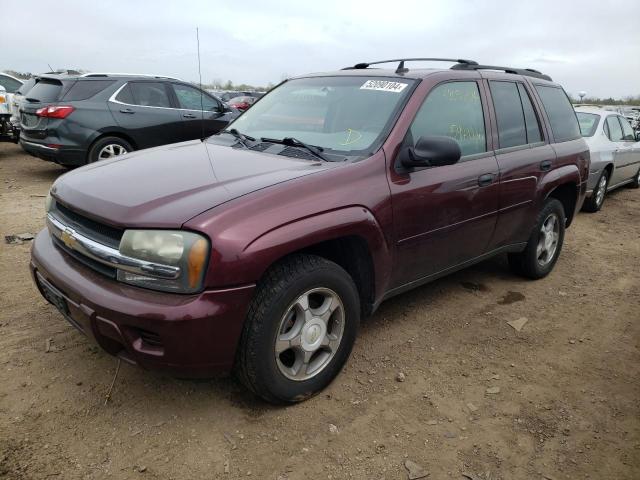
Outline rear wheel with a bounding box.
[582,170,609,212]
[629,167,640,189]
[235,254,360,404]
[508,198,565,279]
[87,136,132,164]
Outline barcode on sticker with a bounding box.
[360,80,408,93]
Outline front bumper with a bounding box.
[20,138,86,165]
[30,229,255,377]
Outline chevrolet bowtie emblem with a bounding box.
[61,227,77,249]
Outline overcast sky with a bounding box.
[2,0,639,98]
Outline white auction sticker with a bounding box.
[360,80,408,93]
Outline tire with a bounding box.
[582,170,609,212]
[508,198,566,279]
[87,136,133,164]
[235,254,360,404]
[629,167,640,189]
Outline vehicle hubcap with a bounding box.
[536,213,560,267]
[595,175,607,206]
[274,288,345,381]
[98,143,128,160]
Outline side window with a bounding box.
[517,84,542,143]
[489,81,527,148]
[619,116,635,141]
[605,116,624,142]
[62,80,116,101]
[534,85,581,142]
[115,83,134,104]
[129,82,171,108]
[409,81,486,157]
[173,84,219,111]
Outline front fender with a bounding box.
[207,206,392,299]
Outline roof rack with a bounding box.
[80,73,182,81]
[450,63,552,81]
[343,58,478,74]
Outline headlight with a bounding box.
[117,230,210,293]
[45,192,53,213]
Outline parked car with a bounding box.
[575,106,640,212]
[227,95,257,111]
[31,58,588,403]
[0,72,24,141]
[19,74,238,166]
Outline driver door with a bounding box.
[388,80,500,288]
[171,83,235,140]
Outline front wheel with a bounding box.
[508,198,566,279]
[235,254,360,404]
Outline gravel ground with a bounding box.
[1,141,639,480]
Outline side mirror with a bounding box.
[400,135,462,169]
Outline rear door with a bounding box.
[487,79,555,247]
[614,116,640,184]
[388,80,500,286]
[170,83,235,140]
[108,81,183,149]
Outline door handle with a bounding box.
[540,160,552,171]
[119,108,135,114]
[183,113,197,119]
[478,173,495,187]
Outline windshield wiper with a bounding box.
[261,136,329,162]
[221,128,255,148]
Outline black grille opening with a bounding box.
[139,330,163,348]
[52,200,123,249]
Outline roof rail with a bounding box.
[450,63,552,81]
[80,73,182,81]
[343,58,478,74]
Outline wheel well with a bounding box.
[280,236,376,317]
[87,132,137,161]
[547,183,578,227]
[603,163,614,177]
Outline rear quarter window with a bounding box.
[62,80,116,101]
[25,79,63,102]
[535,85,581,143]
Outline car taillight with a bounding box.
[36,105,75,119]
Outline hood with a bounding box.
[52,140,335,228]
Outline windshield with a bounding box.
[576,112,600,137]
[228,76,416,156]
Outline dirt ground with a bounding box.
[0,141,638,480]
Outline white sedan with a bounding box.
[576,106,640,212]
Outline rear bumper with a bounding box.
[30,229,255,378]
[20,138,86,165]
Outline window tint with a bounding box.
[24,79,62,102]
[173,84,219,111]
[534,85,580,142]
[490,81,527,148]
[517,84,542,143]
[409,81,486,157]
[619,116,635,141]
[605,116,623,141]
[129,82,171,108]
[0,75,23,93]
[115,84,134,104]
[62,80,115,101]
[17,78,36,95]
[576,112,600,137]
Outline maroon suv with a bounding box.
[31,58,589,403]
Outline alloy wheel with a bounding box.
[536,213,560,266]
[98,143,128,160]
[595,174,607,207]
[275,288,345,381]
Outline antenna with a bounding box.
[196,27,205,141]
[47,63,53,72]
